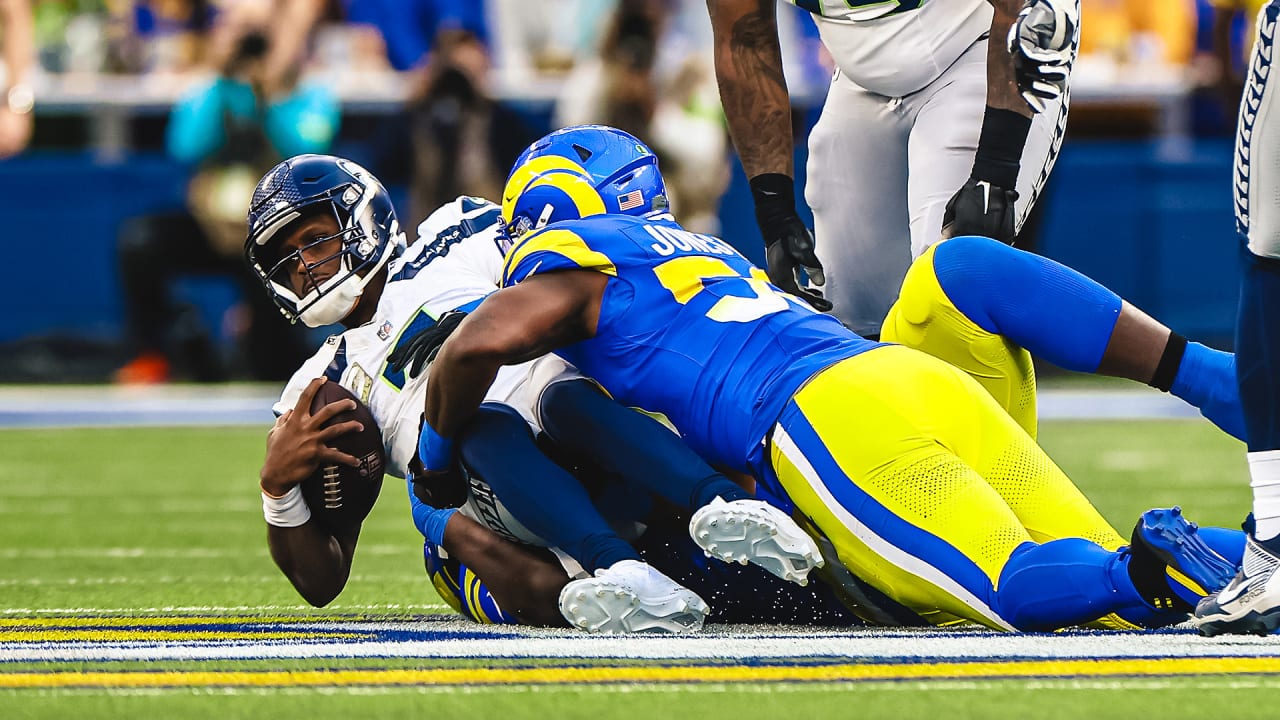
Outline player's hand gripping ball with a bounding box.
[301,382,386,531]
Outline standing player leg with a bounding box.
[907,39,988,256]
[1196,1,1280,636]
[806,69,913,337]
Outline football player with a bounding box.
[420,125,1246,632]
[707,0,1076,336]
[245,155,827,632]
[1194,1,1280,636]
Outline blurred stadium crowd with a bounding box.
[0,0,1260,383]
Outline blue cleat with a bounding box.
[1129,507,1238,612]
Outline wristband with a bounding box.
[262,485,311,528]
[417,420,455,473]
[748,173,797,237]
[971,107,1033,189]
[417,506,458,547]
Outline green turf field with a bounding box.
[0,418,1267,718]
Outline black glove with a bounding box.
[410,469,468,510]
[1007,0,1077,114]
[941,178,1020,243]
[408,418,468,509]
[386,310,469,379]
[750,174,831,312]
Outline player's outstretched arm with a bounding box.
[260,377,367,607]
[707,0,830,310]
[943,0,1077,242]
[942,0,1035,243]
[707,0,791,182]
[983,0,1033,118]
[422,270,605,444]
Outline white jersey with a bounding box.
[789,0,991,97]
[275,196,577,482]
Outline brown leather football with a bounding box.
[300,380,386,531]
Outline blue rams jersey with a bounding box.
[501,215,879,482]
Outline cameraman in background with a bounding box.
[115,0,337,384]
[340,1,530,225]
[555,0,729,234]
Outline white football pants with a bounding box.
[805,38,1069,335]
[1238,2,1280,259]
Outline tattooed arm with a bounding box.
[706,0,830,309]
[707,0,792,179]
[985,0,1033,118]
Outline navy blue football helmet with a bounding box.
[500,125,668,240]
[245,154,405,327]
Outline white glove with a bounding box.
[1007,0,1080,114]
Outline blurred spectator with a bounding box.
[486,0,609,81]
[554,0,728,233]
[1079,0,1197,67]
[0,0,34,159]
[115,0,337,384]
[1209,0,1266,109]
[342,0,527,223]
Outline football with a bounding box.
[300,380,386,532]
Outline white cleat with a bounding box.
[558,559,709,634]
[1193,533,1280,637]
[688,496,825,586]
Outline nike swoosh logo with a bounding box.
[1216,578,1249,605]
[977,181,992,214]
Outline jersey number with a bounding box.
[652,255,791,323]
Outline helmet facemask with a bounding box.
[246,157,404,328]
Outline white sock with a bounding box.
[1250,450,1280,541]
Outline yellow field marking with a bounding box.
[0,617,369,642]
[0,630,361,643]
[0,617,334,628]
[4,658,1280,689]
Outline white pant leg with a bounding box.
[1239,3,1280,259]
[806,69,914,336]
[907,41,988,257]
[907,38,1071,256]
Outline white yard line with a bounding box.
[0,386,1202,428]
[2,621,1279,663]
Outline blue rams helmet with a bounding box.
[500,125,668,240]
[245,154,405,327]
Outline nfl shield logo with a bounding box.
[377,321,394,340]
